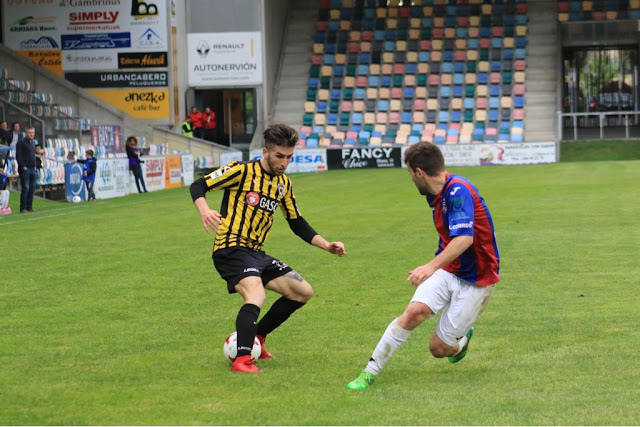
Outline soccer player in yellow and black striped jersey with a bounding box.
[190,123,346,373]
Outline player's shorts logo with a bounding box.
[246,191,260,206]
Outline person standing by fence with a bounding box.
[77,149,97,201]
[126,136,148,194]
[15,127,38,213]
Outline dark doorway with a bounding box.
[193,88,257,146]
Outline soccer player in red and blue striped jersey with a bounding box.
[348,141,500,390]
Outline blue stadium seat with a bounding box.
[464,98,475,109]
[378,100,389,111]
[514,96,524,108]
[403,87,415,99]
[440,86,451,98]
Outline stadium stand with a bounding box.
[300,0,528,147]
[1,68,169,187]
[0,68,97,132]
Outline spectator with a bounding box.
[15,127,38,213]
[125,136,148,193]
[0,121,9,146]
[189,106,204,139]
[77,149,97,201]
[9,122,20,150]
[181,117,194,137]
[0,152,10,215]
[202,106,217,142]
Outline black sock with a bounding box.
[256,297,305,338]
[236,303,260,357]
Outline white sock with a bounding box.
[364,318,412,376]
[453,336,468,356]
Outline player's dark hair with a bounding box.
[404,141,446,176]
[263,123,298,149]
[126,136,138,147]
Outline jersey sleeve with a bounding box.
[203,161,243,191]
[279,178,302,220]
[446,183,475,237]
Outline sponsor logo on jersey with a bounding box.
[246,191,259,207]
[449,221,473,231]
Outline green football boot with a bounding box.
[347,371,376,390]
[448,327,474,363]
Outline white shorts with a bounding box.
[410,269,494,347]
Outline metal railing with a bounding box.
[0,98,46,142]
[558,111,640,140]
[0,78,83,142]
[152,125,240,157]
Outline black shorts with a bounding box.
[213,247,293,293]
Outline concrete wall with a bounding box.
[188,0,260,32]
[263,0,291,122]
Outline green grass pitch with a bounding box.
[1,160,639,425]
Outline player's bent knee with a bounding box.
[292,281,314,303]
[235,278,266,306]
[400,302,431,329]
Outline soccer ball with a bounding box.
[223,331,261,363]
[71,196,81,203]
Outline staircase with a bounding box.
[271,0,320,130]
[524,0,559,142]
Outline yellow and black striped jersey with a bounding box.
[203,160,303,252]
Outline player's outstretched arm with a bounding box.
[193,197,222,233]
[407,235,473,286]
[311,235,346,257]
[190,178,221,233]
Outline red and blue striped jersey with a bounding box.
[427,173,500,286]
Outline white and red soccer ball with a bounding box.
[223,331,261,363]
